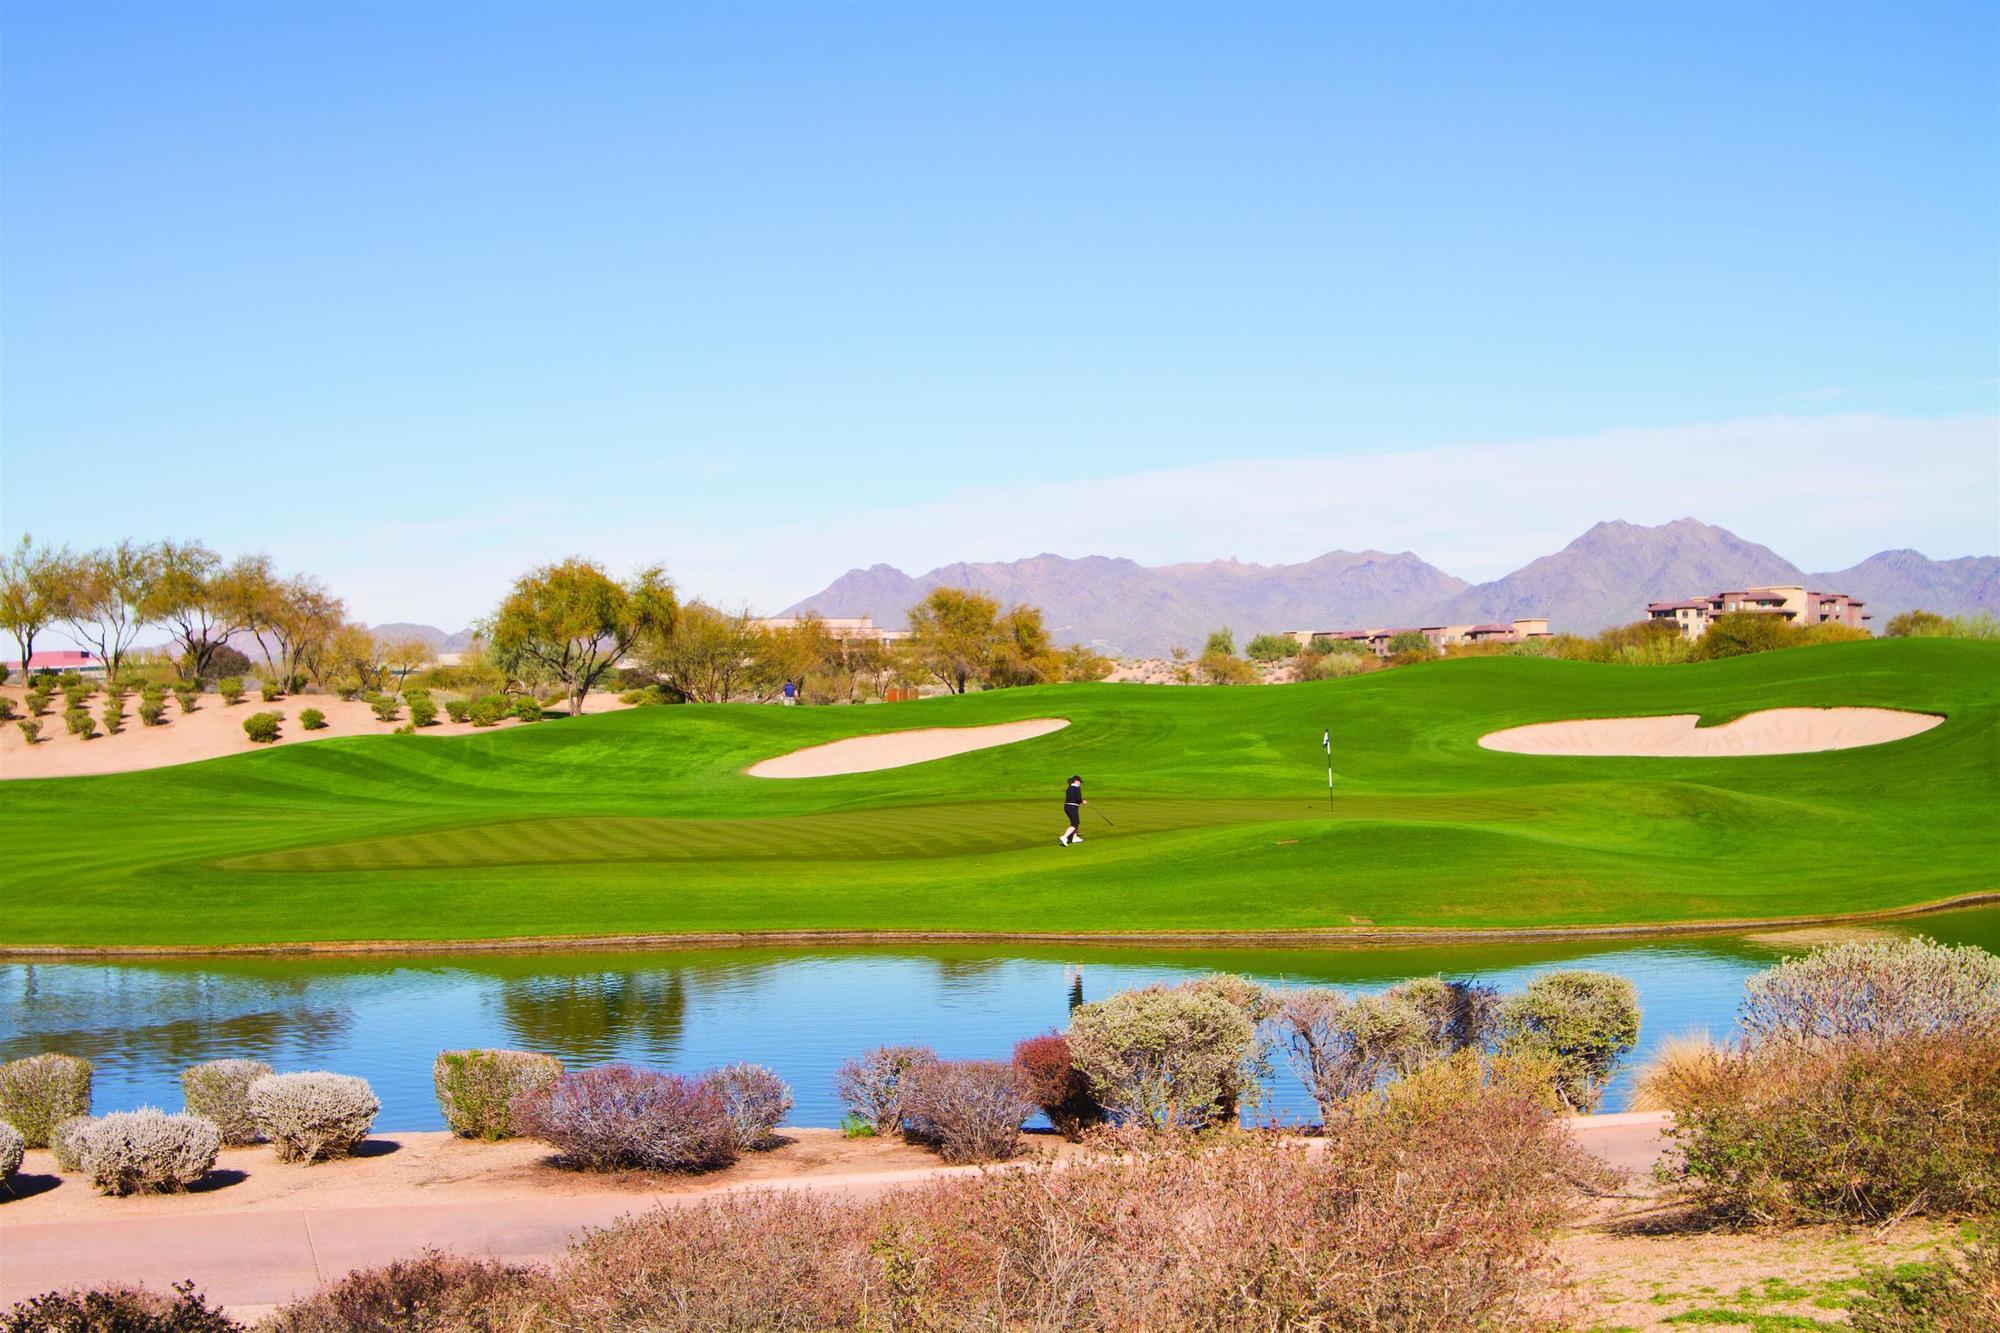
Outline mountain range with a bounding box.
[778,518,2000,658]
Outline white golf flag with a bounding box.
[1321,729,1330,755]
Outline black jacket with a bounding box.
[1064,781,1083,807]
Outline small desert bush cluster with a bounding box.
[899,1058,1035,1163]
[298,706,326,730]
[0,1121,22,1184]
[832,1044,938,1135]
[708,1062,794,1150]
[260,1078,1596,1331]
[242,711,282,743]
[1846,1220,2000,1332]
[1,1282,239,1333]
[250,1072,380,1163]
[70,1108,222,1195]
[1066,979,1260,1128]
[180,1058,273,1145]
[510,1065,736,1172]
[1011,1031,1103,1138]
[0,1052,93,1147]
[1655,936,2000,1225]
[433,1048,562,1140]
[218,677,245,704]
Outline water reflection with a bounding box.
[3,905,1992,1132]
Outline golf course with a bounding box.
[2,637,1994,950]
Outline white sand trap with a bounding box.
[749,718,1070,778]
[1479,707,1942,757]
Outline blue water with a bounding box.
[4,906,1993,1131]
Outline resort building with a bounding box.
[2,649,106,678]
[1284,619,1551,657]
[1645,586,1870,640]
[751,614,910,645]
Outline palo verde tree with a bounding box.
[53,540,163,684]
[249,574,344,692]
[641,602,762,702]
[1,535,64,669]
[144,541,262,682]
[485,559,676,719]
[902,586,1002,694]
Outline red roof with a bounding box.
[1466,624,1515,634]
[3,650,99,670]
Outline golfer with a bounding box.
[1059,774,1086,846]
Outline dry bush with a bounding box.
[1658,1031,2000,1224]
[0,1121,20,1185]
[1496,970,1640,1111]
[1012,1031,1103,1139]
[1848,1220,2000,1332]
[0,1281,240,1333]
[706,1063,793,1150]
[250,1072,380,1163]
[899,1059,1035,1163]
[50,1115,92,1172]
[180,1059,272,1145]
[1626,1030,1729,1113]
[1355,1048,1567,1123]
[1269,987,1428,1121]
[433,1049,562,1141]
[0,1053,92,1148]
[1739,935,2000,1050]
[831,1045,938,1135]
[510,1065,735,1172]
[263,1250,536,1333]
[1066,983,1255,1128]
[1387,975,1500,1055]
[74,1108,221,1196]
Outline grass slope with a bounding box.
[2,639,1994,947]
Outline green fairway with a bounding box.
[2,638,1995,947]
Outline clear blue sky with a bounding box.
[3,1,1995,623]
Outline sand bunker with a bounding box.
[749,718,1069,778]
[1479,707,1942,757]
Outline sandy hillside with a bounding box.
[0,686,634,781]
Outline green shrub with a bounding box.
[243,711,282,744]
[444,699,471,723]
[368,695,401,722]
[249,1071,380,1163]
[51,1114,92,1172]
[1884,608,1950,638]
[1067,982,1257,1128]
[407,696,439,727]
[16,719,40,744]
[1848,1220,2000,1331]
[0,697,12,722]
[23,688,48,716]
[259,681,283,702]
[0,1053,93,1147]
[1244,633,1301,662]
[64,707,96,739]
[1658,1032,2000,1224]
[298,706,327,730]
[138,698,167,726]
[0,1121,20,1185]
[181,1059,273,1145]
[1496,970,1640,1111]
[73,1108,221,1196]
[100,697,123,734]
[512,696,543,722]
[433,1049,562,1140]
[1738,935,2000,1050]
[217,677,245,704]
[173,684,199,713]
[468,695,508,727]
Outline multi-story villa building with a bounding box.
[1645,586,1869,640]
[1285,619,1551,657]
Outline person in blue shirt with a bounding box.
[782,680,796,705]
[1059,775,1086,846]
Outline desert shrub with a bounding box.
[249,1072,380,1163]
[0,1053,92,1147]
[1198,649,1256,685]
[619,685,676,706]
[1738,935,2000,1050]
[707,1063,793,1150]
[1012,1030,1103,1138]
[298,706,326,730]
[173,684,199,713]
[406,695,438,727]
[392,723,415,735]
[1270,987,1428,1121]
[0,1282,240,1333]
[467,694,508,726]
[1067,983,1256,1128]
[0,697,12,723]
[1884,608,1950,638]
[367,694,400,722]
[512,695,543,722]
[1799,622,1871,646]
[24,688,49,716]
[1949,610,2000,639]
[138,698,167,726]
[1299,649,1378,679]
[63,707,96,739]
[217,677,244,704]
[263,1250,536,1333]
[1496,969,1641,1111]
[1625,1030,1729,1113]
[1658,1031,2000,1224]
[259,681,283,702]
[511,1065,735,1172]
[73,1108,220,1195]
[242,711,282,744]
[1847,1220,2000,1332]
[899,1058,1034,1163]
[1356,1047,1566,1122]
[0,1121,20,1184]
[444,698,470,722]
[1387,974,1501,1056]
[99,697,121,734]
[1244,633,1300,661]
[180,1059,272,1145]
[16,719,40,744]
[51,1115,92,1171]
[432,1048,562,1141]
[1693,611,1802,659]
[832,1044,938,1135]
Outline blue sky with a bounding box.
[3,1,1995,625]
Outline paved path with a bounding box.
[0,1114,1670,1317]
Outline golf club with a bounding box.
[1094,806,1114,827]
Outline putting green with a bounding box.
[1,638,1994,947]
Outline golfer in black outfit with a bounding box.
[1059,775,1086,846]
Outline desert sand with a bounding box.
[1479,706,1943,757]
[748,717,1070,778]
[0,687,633,781]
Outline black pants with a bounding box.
[1065,804,1081,832]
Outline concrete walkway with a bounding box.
[0,1114,1670,1318]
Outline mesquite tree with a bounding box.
[485,560,675,719]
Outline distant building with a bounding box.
[752,614,910,645]
[1645,586,1869,641]
[1284,619,1551,657]
[3,650,105,677]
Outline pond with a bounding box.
[4,906,1994,1131]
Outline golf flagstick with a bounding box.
[1323,727,1334,815]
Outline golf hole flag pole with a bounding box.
[1323,726,1334,814]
